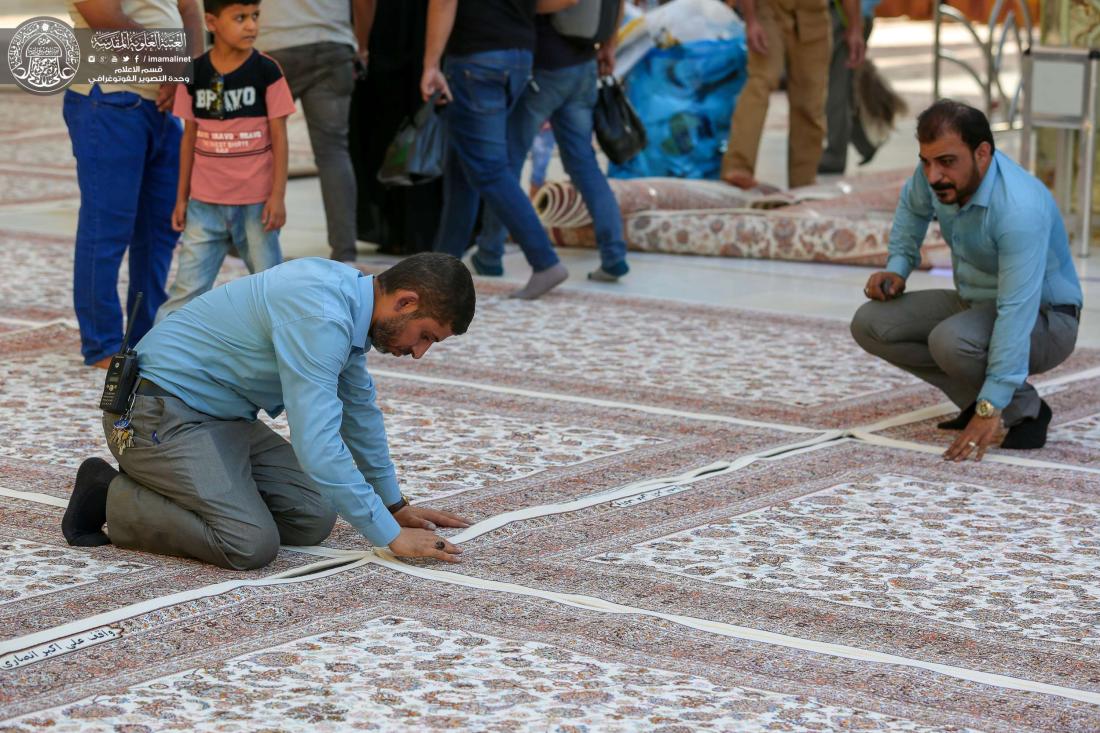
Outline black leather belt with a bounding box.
[1051,304,1081,321]
[136,378,174,398]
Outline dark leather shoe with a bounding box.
[1001,400,1052,450]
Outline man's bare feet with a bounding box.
[92,356,112,369]
[721,169,758,190]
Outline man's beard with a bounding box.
[370,313,413,355]
[931,154,982,204]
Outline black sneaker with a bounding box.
[936,402,976,430]
[1001,400,1053,450]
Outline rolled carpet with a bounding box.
[538,173,949,269]
[534,177,795,228]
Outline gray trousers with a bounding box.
[268,42,359,262]
[818,10,875,173]
[850,290,1079,426]
[102,393,336,570]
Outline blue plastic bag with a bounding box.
[610,36,747,180]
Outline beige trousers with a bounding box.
[722,0,832,188]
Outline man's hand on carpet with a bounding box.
[863,272,905,301]
[943,415,1000,462]
[389,527,463,563]
[394,505,471,531]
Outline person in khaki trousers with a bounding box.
[722,0,866,189]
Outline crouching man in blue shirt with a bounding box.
[851,100,1082,461]
[63,253,476,569]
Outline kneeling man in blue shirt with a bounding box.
[851,100,1082,461]
[63,253,477,569]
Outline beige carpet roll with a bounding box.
[540,171,949,269]
[534,178,792,228]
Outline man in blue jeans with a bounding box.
[473,15,628,282]
[421,0,578,300]
[63,0,203,367]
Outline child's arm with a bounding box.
[172,119,197,232]
[263,115,289,232]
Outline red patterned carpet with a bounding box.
[873,374,1100,468]
[0,91,316,214]
[1,202,1099,728]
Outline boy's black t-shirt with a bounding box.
[448,0,538,56]
[186,50,284,120]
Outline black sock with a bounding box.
[936,402,976,430]
[1001,400,1052,450]
[62,458,118,547]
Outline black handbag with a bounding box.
[593,76,646,165]
[377,93,446,186]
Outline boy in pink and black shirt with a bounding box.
[157,0,296,322]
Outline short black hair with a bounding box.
[377,253,476,335]
[916,99,995,154]
[203,0,261,16]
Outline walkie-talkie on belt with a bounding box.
[99,292,144,414]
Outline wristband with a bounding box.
[387,495,409,514]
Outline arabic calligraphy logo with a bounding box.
[7,16,80,94]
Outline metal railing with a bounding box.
[932,0,1034,131]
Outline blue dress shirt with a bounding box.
[135,258,402,547]
[886,150,1083,409]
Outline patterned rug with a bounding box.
[378,281,1100,431]
[3,560,1095,732]
[0,492,319,643]
[0,335,797,507]
[0,231,80,324]
[0,95,79,212]
[871,374,1100,470]
[0,229,251,329]
[420,441,1100,700]
[384,285,937,429]
[0,91,317,214]
[2,226,1099,729]
[0,228,957,431]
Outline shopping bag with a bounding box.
[593,76,647,165]
[377,93,446,186]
